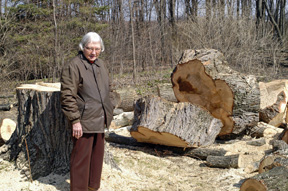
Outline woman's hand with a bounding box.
[72,122,83,139]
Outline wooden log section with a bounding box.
[258,155,288,174]
[172,49,260,136]
[130,95,222,147]
[115,86,140,112]
[259,80,288,127]
[206,154,244,168]
[156,83,178,102]
[248,122,283,138]
[0,118,16,144]
[240,166,288,191]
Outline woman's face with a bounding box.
[83,42,101,62]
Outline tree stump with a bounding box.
[0,83,119,179]
[1,83,72,179]
[171,49,260,136]
[259,79,288,127]
[240,166,288,191]
[130,95,222,147]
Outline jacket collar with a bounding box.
[79,52,100,70]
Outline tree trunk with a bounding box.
[240,166,288,191]
[130,95,222,148]
[259,79,288,127]
[171,49,260,137]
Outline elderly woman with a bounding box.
[60,32,114,191]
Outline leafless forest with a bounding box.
[0,0,288,92]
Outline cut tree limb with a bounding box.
[130,95,222,147]
[248,122,283,138]
[0,104,13,111]
[184,148,227,160]
[171,49,260,136]
[206,154,243,168]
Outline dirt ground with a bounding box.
[0,91,273,191]
[0,124,272,191]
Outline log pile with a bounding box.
[171,49,260,136]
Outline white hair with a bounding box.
[79,32,105,52]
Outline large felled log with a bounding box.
[0,118,16,144]
[171,49,260,136]
[259,80,288,127]
[130,95,222,147]
[240,166,288,191]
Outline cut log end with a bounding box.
[171,59,234,136]
[17,83,60,92]
[130,126,190,148]
[240,179,267,191]
[0,118,16,142]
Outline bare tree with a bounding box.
[129,0,137,84]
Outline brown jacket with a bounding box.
[60,53,114,133]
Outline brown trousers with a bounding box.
[70,133,105,191]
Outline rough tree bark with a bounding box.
[171,49,260,137]
[130,95,222,147]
